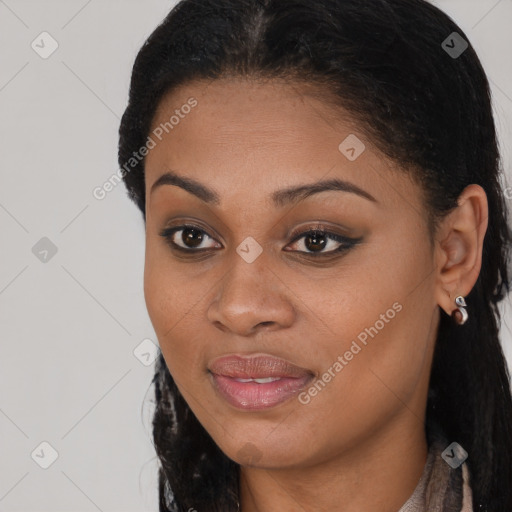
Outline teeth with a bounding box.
[234,377,281,383]
[254,377,280,383]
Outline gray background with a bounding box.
[0,1,511,511]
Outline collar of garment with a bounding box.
[397,423,473,512]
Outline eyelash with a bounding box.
[159,223,361,258]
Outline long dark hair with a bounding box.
[118,1,512,510]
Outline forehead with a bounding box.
[149,77,357,143]
[144,78,422,213]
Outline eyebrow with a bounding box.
[150,170,377,206]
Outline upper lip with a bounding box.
[208,354,314,379]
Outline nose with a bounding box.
[206,249,296,336]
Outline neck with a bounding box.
[239,412,428,512]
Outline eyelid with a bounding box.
[285,224,361,256]
[287,222,351,240]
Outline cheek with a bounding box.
[144,244,185,350]
[143,247,172,334]
[294,303,431,457]
[311,232,434,400]
[143,235,194,330]
[143,242,213,378]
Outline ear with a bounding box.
[434,184,488,317]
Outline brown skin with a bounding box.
[143,77,488,512]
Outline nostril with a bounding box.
[257,321,273,328]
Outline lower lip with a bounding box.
[210,373,313,410]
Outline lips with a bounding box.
[208,354,314,379]
[208,354,315,410]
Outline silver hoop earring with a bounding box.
[452,295,468,325]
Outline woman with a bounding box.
[118,0,512,510]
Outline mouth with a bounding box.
[208,354,315,410]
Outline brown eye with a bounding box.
[181,227,205,248]
[303,231,328,252]
[286,229,360,256]
[160,225,221,251]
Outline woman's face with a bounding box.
[143,78,440,468]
